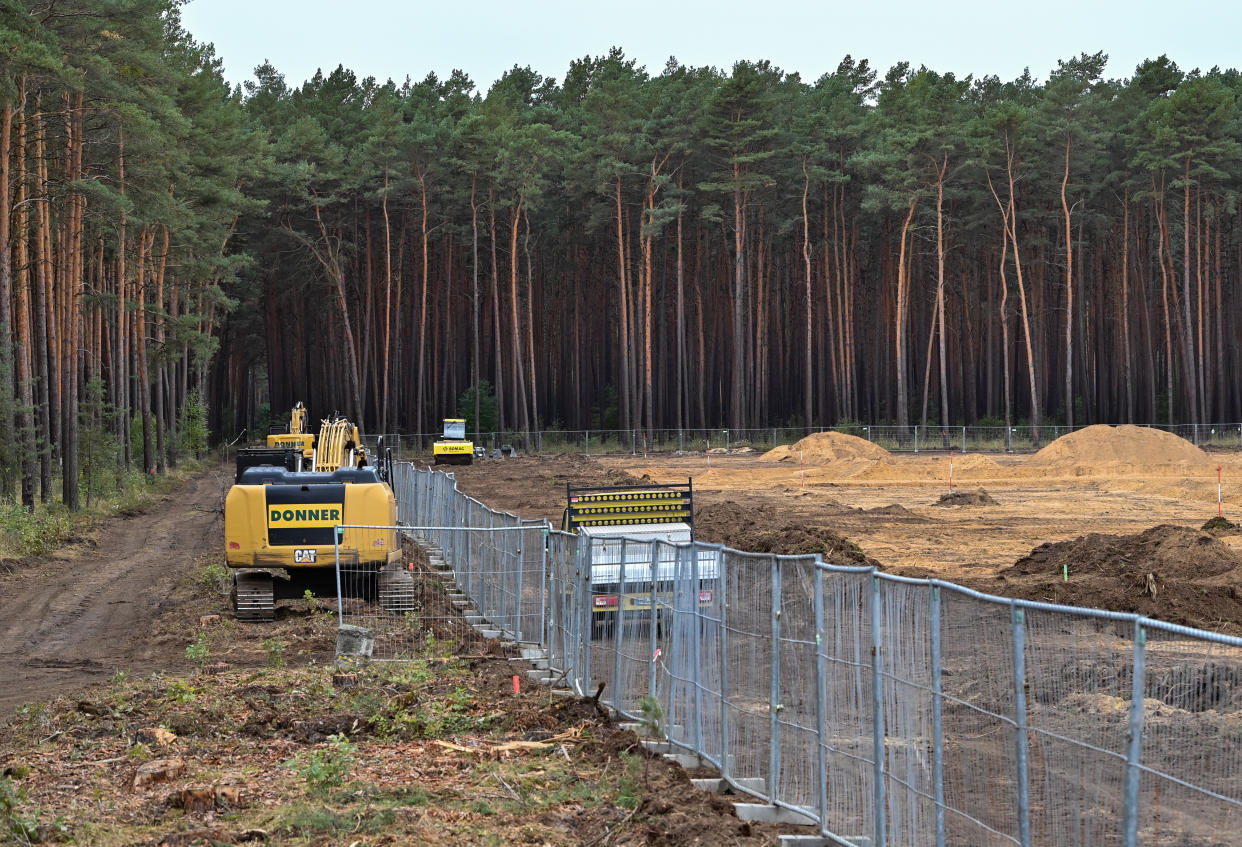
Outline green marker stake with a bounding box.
[1063,563,1068,582]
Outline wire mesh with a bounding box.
[1135,621,1242,846]
[383,460,1242,846]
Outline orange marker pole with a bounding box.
[512,674,520,695]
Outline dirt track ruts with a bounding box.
[0,465,230,720]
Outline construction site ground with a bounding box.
[3,424,1242,844]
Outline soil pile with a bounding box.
[695,501,876,565]
[1033,425,1207,468]
[762,431,891,464]
[993,524,1242,634]
[934,488,999,507]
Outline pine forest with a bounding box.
[3,0,1242,510]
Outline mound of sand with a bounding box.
[763,431,891,465]
[934,488,999,507]
[1033,424,1207,467]
[949,454,1002,472]
[993,524,1242,635]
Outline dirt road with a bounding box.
[0,464,231,719]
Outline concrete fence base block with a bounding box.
[691,776,766,796]
[335,625,374,660]
[733,803,818,827]
[663,751,705,769]
[780,836,871,847]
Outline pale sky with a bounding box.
[180,0,1241,95]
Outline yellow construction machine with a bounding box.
[224,407,409,621]
[432,418,474,465]
[265,401,315,464]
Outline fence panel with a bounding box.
[378,461,1242,843]
[1135,621,1242,846]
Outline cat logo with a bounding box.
[294,548,317,563]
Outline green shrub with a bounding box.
[289,733,355,794]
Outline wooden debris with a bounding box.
[134,727,177,747]
[133,757,185,789]
[173,787,215,814]
[171,784,242,814]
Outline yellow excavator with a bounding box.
[224,407,408,621]
[265,401,315,465]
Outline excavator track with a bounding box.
[232,570,275,621]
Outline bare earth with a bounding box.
[1,427,1239,844]
[447,426,1242,636]
[0,464,232,717]
[5,425,1240,719]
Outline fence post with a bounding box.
[719,552,731,781]
[813,563,829,833]
[1121,621,1147,847]
[931,584,946,847]
[691,544,704,756]
[539,525,548,647]
[769,554,782,805]
[914,425,920,454]
[1012,604,1032,847]
[870,571,886,847]
[648,543,660,702]
[679,429,684,454]
[614,541,627,711]
[578,538,592,697]
[961,425,966,453]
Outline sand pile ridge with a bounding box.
[1033,424,1207,467]
[763,431,892,464]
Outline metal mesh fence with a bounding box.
[363,422,1242,460]
[361,461,1242,846]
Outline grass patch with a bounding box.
[0,459,204,559]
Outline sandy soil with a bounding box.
[447,426,1242,635]
[0,464,233,717]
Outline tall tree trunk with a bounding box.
[730,171,746,432]
[0,98,15,499]
[415,167,429,436]
[471,175,481,441]
[523,207,539,435]
[894,196,918,439]
[508,200,530,440]
[935,156,950,432]
[1006,140,1040,440]
[489,194,504,435]
[1061,136,1074,428]
[614,176,631,434]
[380,170,393,433]
[800,157,814,427]
[675,175,686,434]
[13,84,38,507]
[1153,179,1175,427]
[1121,191,1133,422]
[1180,160,1199,426]
[61,92,85,511]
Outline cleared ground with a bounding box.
[447,425,1242,635]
